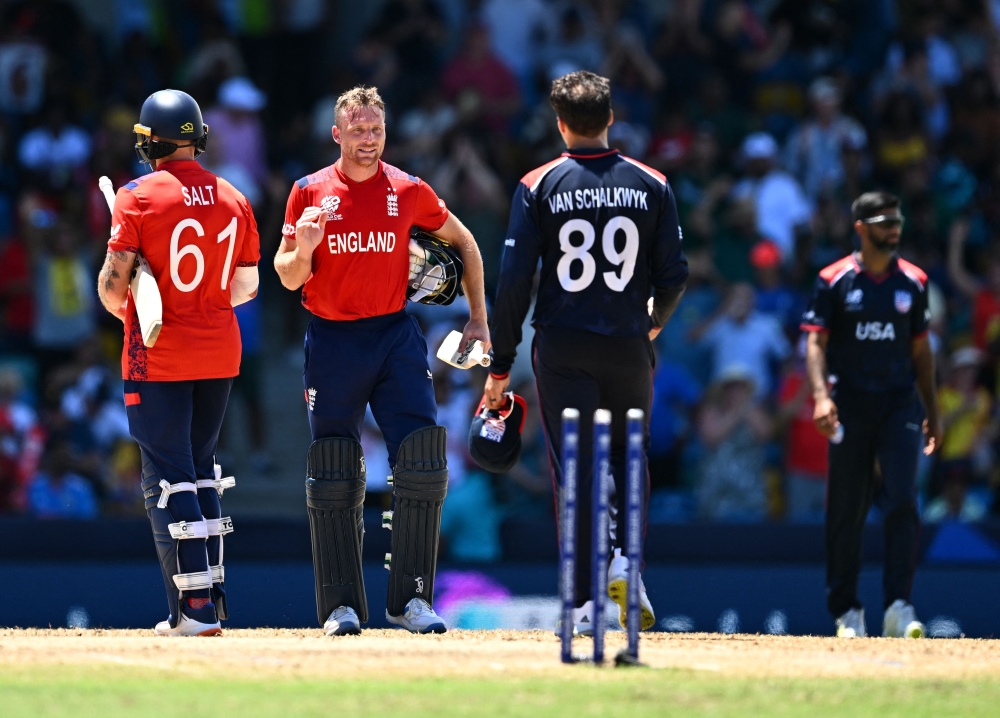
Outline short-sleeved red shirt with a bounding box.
[108,160,261,381]
[778,371,829,477]
[282,160,449,321]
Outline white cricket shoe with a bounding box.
[386,598,447,634]
[324,606,361,636]
[554,600,598,637]
[154,613,222,637]
[835,607,866,638]
[883,600,925,638]
[607,550,656,631]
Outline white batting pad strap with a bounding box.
[206,517,233,536]
[197,476,236,496]
[211,565,225,583]
[156,480,198,509]
[168,519,209,540]
[172,570,213,591]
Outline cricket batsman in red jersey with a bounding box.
[275,86,490,635]
[97,90,261,636]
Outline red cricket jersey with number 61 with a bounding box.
[108,159,261,381]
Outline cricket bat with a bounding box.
[99,176,162,347]
[436,330,491,369]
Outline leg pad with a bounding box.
[305,438,368,625]
[387,426,448,617]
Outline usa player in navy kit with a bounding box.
[802,191,941,639]
[483,72,688,635]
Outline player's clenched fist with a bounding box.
[296,206,328,253]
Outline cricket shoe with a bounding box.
[155,600,222,637]
[607,549,656,631]
[386,598,447,634]
[324,606,361,636]
[835,607,866,638]
[554,600,598,637]
[882,600,925,638]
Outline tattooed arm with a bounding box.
[97,249,136,322]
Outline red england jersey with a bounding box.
[282,160,449,320]
[108,160,261,381]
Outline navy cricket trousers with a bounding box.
[125,378,233,601]
[532,325,653,606]
[303,311,437,468]
[826,388,924,618]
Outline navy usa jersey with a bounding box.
[801,254,929,393]
[490,147,688,376]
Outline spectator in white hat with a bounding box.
[203,77,269,198]
[784,77,868,200]
[732,132,812,263]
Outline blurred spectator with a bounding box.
[0,35,46,114]
[537,5,604,78]
[0,233,34,352]
[371,0,447,109]
[750,239,803,335]
[776,354,828,522]
[51,339,129,454]
[694,283,790,398]
[783,77,867,201]
[690,180,758,283]
[17,102,91,189]
[933,347,995,493]
[702,0,791,103]
[203,76,269,204]
[648,359,702,490]
[441,25,521,134]
[661,123,720,236]
[696,364,772,521]
[732,133,812,262]
[947,218,1000,368]
[27,438,97,520]
[32,221,96,388]
[603,23,664,130]
[481,0,555,88]
[0,367,44,512]
[227,295,272,474]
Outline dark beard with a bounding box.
[871,234,899,253]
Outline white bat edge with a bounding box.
[99,176,163,348]
[98,176,115,212]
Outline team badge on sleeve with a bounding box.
[894,291,912,314]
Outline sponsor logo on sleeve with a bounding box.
[282,223,296,237]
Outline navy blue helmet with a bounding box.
[134,90,208,169]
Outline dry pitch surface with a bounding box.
[1,628,999,679]
[3,629,1000,717]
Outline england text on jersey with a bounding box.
[282,160,448,321]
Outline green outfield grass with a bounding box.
[1,664,998,718]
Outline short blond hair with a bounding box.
[335,86,386,126]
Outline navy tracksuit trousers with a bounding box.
[302,311,437,466]
[125,378,232,608]
[826,388,924,618]
[532,325,652,606]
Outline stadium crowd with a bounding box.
[0,0,999,551]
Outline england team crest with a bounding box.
[894,291,912,314]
